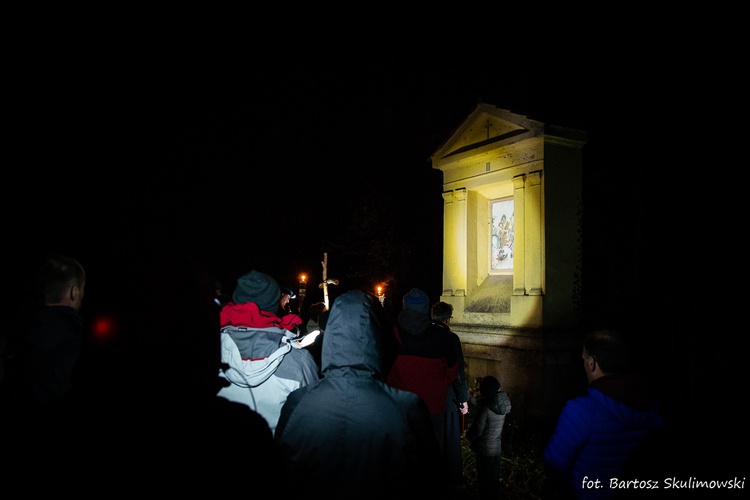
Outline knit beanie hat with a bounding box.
[232,270,281,313]
[402,288,430,316]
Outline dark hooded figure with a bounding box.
[275,290,441,499]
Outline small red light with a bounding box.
[90,314,119,342]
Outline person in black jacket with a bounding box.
[0,254,86,415]
[275,290,441,499]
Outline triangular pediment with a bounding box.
[431,103,543,163]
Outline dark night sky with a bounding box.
[4,37,724,326]
[8,46,608,280]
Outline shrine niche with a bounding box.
[431,103,586,426]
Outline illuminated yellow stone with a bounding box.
[432,103,587,425]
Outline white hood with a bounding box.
[219,332,292,387]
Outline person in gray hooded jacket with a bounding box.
[465,375,512,500]
[217,270,319,435]
[275,290,442,499]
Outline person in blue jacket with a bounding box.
[544,329,664,499]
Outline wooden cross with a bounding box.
[321,253,329,309]
[484,119,493,139]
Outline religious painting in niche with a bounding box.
[491,198,514,272]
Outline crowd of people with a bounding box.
[0,250,669,498]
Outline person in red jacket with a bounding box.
[431,300,470,488]
[386,288,460,489]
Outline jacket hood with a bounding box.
[321,290,385,378]
[396,308,431,336]
[481,391,509,415]
[220,328,293,387]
